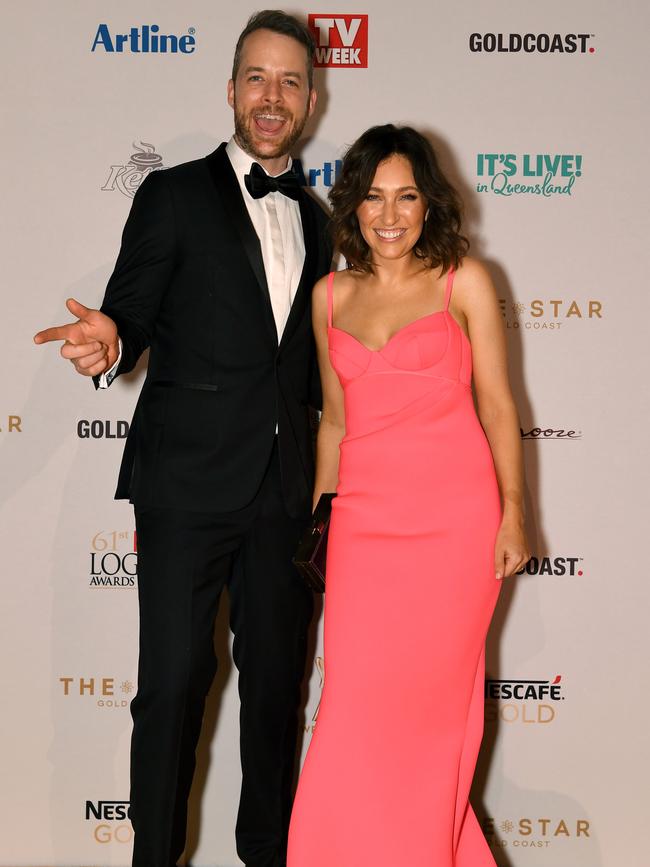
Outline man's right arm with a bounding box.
[33,169,176,384]
[98,169,176,380]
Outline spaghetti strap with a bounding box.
[443,267,456,311]
[326,271,336,328]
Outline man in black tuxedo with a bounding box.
[34,11,331,867]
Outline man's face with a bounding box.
[228,29,317,166]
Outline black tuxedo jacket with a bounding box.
[98,143,331,517]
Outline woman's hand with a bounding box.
[494,518,530,580]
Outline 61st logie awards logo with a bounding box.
[308,14,368,67]
[89,528,137,589]
[102,141,164,198]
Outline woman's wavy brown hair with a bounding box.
[329,124,469,273]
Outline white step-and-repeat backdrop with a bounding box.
[2,1,648,865]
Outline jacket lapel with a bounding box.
[205,144,278,347]
[279,189,318,350]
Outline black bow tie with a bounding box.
[244,162,301,201]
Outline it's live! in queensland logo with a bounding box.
[476,153,583,197]
[308,15,368,67]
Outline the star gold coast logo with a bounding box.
[89,529,137,588]
[500,297,602,331]
[482,815,591,851]
[485,675,564,725]
[0,415,21,433]
[102,141,164,198]
[58,676,134,709]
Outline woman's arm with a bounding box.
[454,258,530,579]
[311,274,346,511]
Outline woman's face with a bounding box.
[355,153,427,265]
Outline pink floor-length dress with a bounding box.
[287,268,501,866]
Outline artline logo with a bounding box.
[469,32,595,54]
[521,426,581,441]
[0,415,21,433]
[476,153,583,197]
[78,419,130,439]
[500,298,602,331]
[89,530,137,588]
[485,675,564,724]
[294,158,342,189]
[102,142,164,199]
[91,24,196,54]
[86,800,132,844]
[517,556,584,577]
[58,676,134,708]
[308,15,368,67]
[482,815,591,851]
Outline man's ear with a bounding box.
[307,87,318,119]
[227,79,235,110]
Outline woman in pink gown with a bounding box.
[288,125,529,866]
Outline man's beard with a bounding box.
[233,99,309,163]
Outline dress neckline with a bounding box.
[328,309,449,355]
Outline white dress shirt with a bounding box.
[99,136,305,388]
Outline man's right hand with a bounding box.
[33,298,119,377]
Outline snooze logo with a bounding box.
[521,426,581,441]
[308,15,368,67]
[469,33,594,54]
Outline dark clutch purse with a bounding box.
[292,493,336,593]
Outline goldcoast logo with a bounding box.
[500,297,602,331]
[0,415,21,433]
[482,815,591,851]
[517,556,584,577]
[476,153,583,197]
[485,675,564,725]
[308,15,368,67]
[469,33,594,54]
[102,142,164,199]
[89,529,137,588]
[85,800,132,844]
[58,676,134,709]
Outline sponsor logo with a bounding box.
[485,675,564,725]
[102,141,164,199]
[482,816,591,851]
[476,153,583,197]
[294,158,342,188]
[0,415,21,433]
[500,298,602,331]
[308,15,368,67]
[91,24,196,54]
[58,676,134,708]
[469,33,594,54]
[85,800,133,844]
[77,419,130,439]
[517,556,584,577]
[89,530,137,588]
[304,656,324,734]
[521,426,581,441]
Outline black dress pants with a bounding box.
[130,442,313,867]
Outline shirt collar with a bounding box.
[226,136,293,185]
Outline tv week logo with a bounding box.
[308,15,368,67]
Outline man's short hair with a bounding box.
[232,10,315,90]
